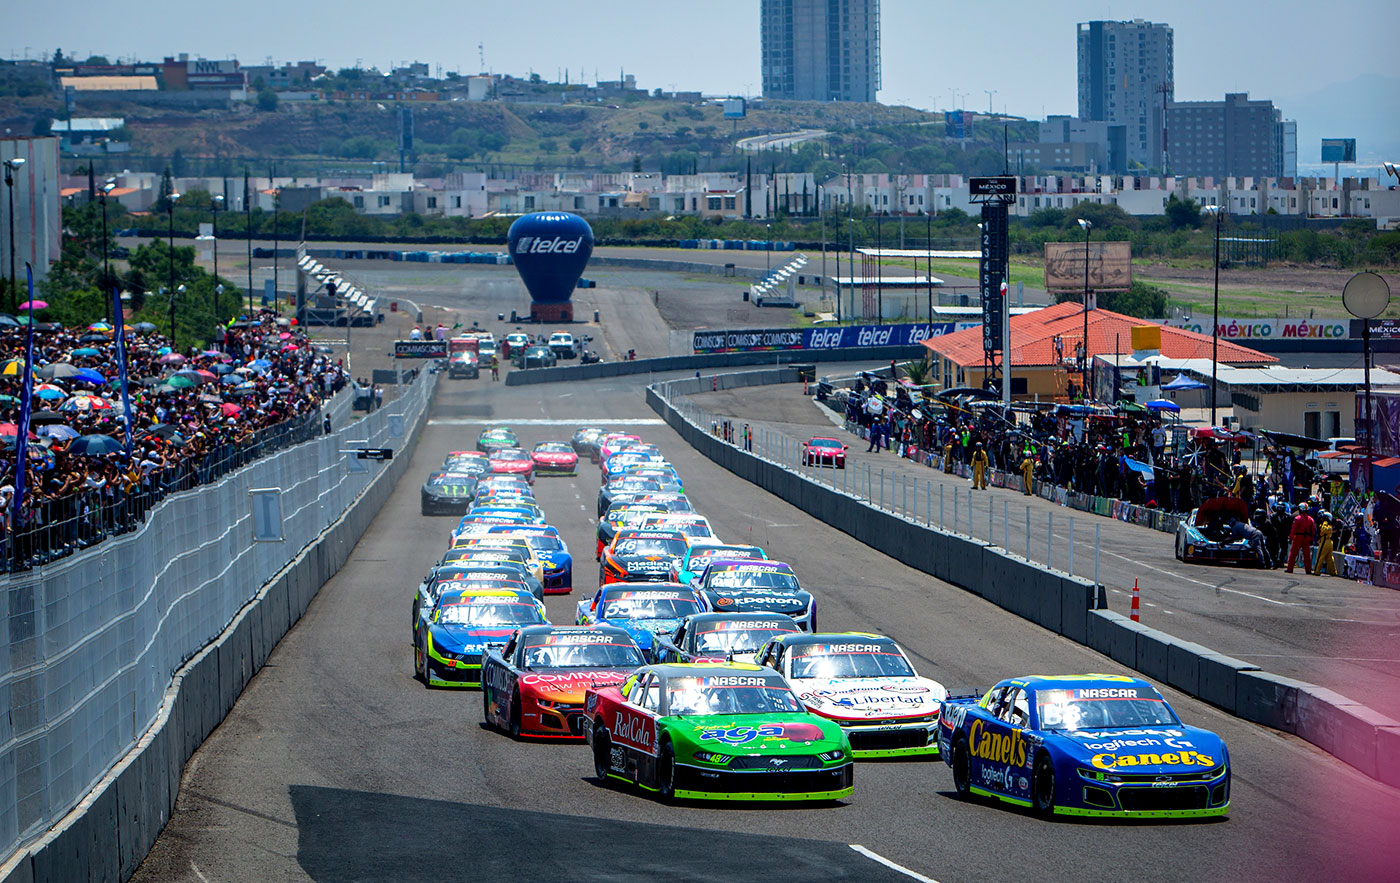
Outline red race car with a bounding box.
[531,441,579,477]
[481,625,647,739]
[488,447,535,484]
[804,436,848,469]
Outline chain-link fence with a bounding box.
[0,371,433,862]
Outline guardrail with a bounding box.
[648,375,1400,790]
[0,372,437,881]
[503,346,924,387]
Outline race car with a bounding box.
[488,447,536,484]
[576,583,708,655]
[626,465,684,491]
[478,524,574,594]
[1175,497,1261,566]
[695,560,815,631]
[754,633,947,758]
[448,351,480,379]
[443,452,493,478]
[476,426,519,454]
[603,452,668,482]
[420,470,478,516]
[597,433,643,465]
[597,475,665,518]
[461,503,546,525]
[530,441,579,477]
[412,566,531,634]
[803,437,848,469]
[938,674,1231,818]
[596,503,669,559]
[413,587,548,688]
[437,549,545,598]
[571,426,608,462]
[476,473,533,496]
[652,613,802,665]
[601,530,692,584]
[481,625,646,739]
[672,544,768,585]
[449,537,547,581]
[638,513,720,546]
[583,663,854,802]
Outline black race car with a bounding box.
[596,475,664,518]
[572,427,608,462]
[421,470,478,515]
[695,561,816,631]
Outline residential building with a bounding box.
[1167,93,1296,179]
[1077,19,1173,170]
[0,137,63,282]
[761,0,881,102]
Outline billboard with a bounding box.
[1044,241,1133,291]
[507,212,594,305]
[980,203,1008,353]
[692,323,976,354]
[723,98,747,119]
[394,340,447,359]
[1321,138,1357,163]
[1166,316,1351,341]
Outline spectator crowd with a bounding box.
[0,310,348,570]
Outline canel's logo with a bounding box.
[515,236,584,255]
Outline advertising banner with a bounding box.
[692,323,978,354]
[1166,317,1352,341]
[1044,241,1133,291]
[393,340,448,359]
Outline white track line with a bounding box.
[849,845,940,883]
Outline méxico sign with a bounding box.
[1165,317,1351,340]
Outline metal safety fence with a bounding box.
[0,371,433,863]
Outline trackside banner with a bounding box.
[693,323,978,354]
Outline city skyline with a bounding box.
[9,0,1398,162]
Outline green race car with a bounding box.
[582,662,854,802]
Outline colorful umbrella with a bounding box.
[34,384,67,401]
[17,300,48,310]
[278,332,292,340]
[220,403,242,417]
[193,369,217,380]
[1,358,34,376]
[58,395,113,412]
[171,370,208,386]
[0,423,37,440]
[281,344,298,351]
[157,353,186,365]
[249,359,272,370]
[88,322,113,332]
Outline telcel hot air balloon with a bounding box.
[508,212,594,322]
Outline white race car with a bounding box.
[754,632,947,758]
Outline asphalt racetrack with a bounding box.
[130,366,1400,883]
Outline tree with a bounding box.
[632,155,642,173]
[257,89,279,112]
[83,55,110,65]
[155,166,174,213]
[1164,194,1202,231]
[568,137,585,153]
[1098,280,1169,319]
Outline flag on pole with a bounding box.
[112,286,135,458]
[11,265,36,529]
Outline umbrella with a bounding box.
[0,394,16,405]
[36,425,79,441]
[278,332,292,340]
[71,347,101,357]
[1163,373,1208,391]
[152,384,180,395]
[59,395,113,412]
[18,300,48,310]
[0,314,20,327]
[166,375,197,389]
[249,359,272,370]
[1,358,34,376]
[220,403,242,417]
[219,374,241,385]
[134,322,157,332]
[198,393,222,404]
[69,434,123,455]
[88,322,113,332]
[38,363,83,380]
[171,370,208,386]
[157,353,186,365]
[79,333,108,343]
[1145,399,1180,412]
[233,382,256,394]
[201,349,223,357]
[34,322,62,332]
[28,410,67,425]
[210,364,234,375]
[0,423,37,440]
[281,344,298,351]
[35,386,67,401]
[73,368,106,385]
[1123,457,1156,480]
[142,424,185,441]
[156,346,172,356]
[193,369,217,381]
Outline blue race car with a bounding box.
[483,524,574,594]
[939,674,1230,818]
[414,587,548,688]
[575,582,707,657]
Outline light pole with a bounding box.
[167,191,180,346]
[211,193,223,319]
[4,157,24,312]
[1343,272,1392,494]
[1077,218,1092,400]
[100,177,116,321]
[1203,204,1224,426]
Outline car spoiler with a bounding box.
[941,691,983,703]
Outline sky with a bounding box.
[11,0,1400,160]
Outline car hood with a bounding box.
[429,624,519,652]
[614,555,678,575]
[704,589,811,616]
[423,485,474,497]
[606,618,683,646]
[1046,726,1227,773]
[667,712,847,753]
[518,668,632,702]
[792,677,947,720]
[536,551,572,570]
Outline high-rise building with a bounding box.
[1166,93,1297,179]
[761,0,881,103]
[1077,19,1173,171]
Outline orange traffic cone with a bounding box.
[1130,578,1140,622]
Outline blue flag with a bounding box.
[11,265,35,529]
[112,286,134,458]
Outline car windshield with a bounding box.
[788,640,915,679]
[611,478,660,492]
[523,536,563,552]
[690,547,763,567]
[493,450,530,461]
[600,592,703,621]
[535,443,572,454]
[666,675,803,716]
[646,520,709,538]
[436,600,541,626]
[695,622,801,654]
[614,536,689,557]
[523,637,643,669]
[428,474,474,486]
[809,439,842,449]
[1034,686,1180,731]
[706,568,800,591]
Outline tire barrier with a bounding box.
[648,375,1400,790]
[0,375,437,883]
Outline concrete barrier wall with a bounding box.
[1,378,436,883]
[648,379,1400,790]
[506,347,923,386]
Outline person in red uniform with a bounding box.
[1285,503,1316,575]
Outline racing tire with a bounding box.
[951,738,972,797]
[417,643,430,687]
[482,683,498,731]
[592,726,613,782]
[656,738,677,803]
[1032,753,1055,816]
[508,696,522,740]
[1175,536,1184,561]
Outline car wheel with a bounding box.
[592,726,613,781]
[482,681,496,729]
[417,643,430,687]
[656,738,677,803]
[1032,753,1055,815]
[508,696,522,740]
[951,738,972,797]
[1175,536,1183,561]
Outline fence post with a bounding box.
[879,468,885,511]
[939,484,944,528]
[1095,523,1101,601]
[966,488,972,538]
[1003,499,1009,552]
[1047,511,1053,570]
[926,482,931,526]
[953,487,959,535]
[1069,518,1075,576]
[1026,505,1031,561]
[988,498,994,546]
